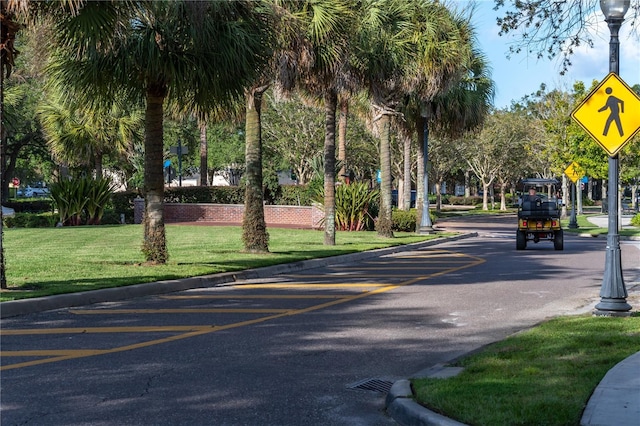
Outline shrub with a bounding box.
[111,190,141,224]
[392,209,416,232]
[50,177,115,226]
[334,182,378,231]
[448,196,483,206]
[631,213,640,227]
[3,212,57,228]
[275,185,314,206]
[4,199,53,213]
[163,186,244,204]
[392,208,437,232]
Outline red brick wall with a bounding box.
[134,199,322,229]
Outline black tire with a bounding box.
[554,229,564,251]
[516,230,527,250]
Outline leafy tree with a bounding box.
[47,1,271,263]
[494,0,640,73]
[262,91,324,185]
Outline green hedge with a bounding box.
[631,213,640,227]
[3,212,57,228]
[447,196,483,206]
[3,199,53,213]
[160,185,312,206]
[391,208,437,232]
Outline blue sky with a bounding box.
[459,0,640,109]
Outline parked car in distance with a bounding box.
[22,185,50,197]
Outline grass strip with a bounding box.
[412,314,640,426]
[1,225,448,301]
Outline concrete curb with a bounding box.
[0,232,477,318]
[385,380,467,426]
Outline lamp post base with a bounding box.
[418,225,435,235]
[593,298,633,317]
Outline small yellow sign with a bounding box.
[571,73,640,156]
[564,161,584,184]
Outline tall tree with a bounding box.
[288,0,358,246]
[47,1,271,263]
[355,0,419,237]
[495,0,640,73]
[38,94,142,179]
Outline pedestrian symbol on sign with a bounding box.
[598,87,624,137]
[570,73,640,157]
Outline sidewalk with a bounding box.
[585,214,634,229]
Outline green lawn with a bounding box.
[413,314,640,426]
[563,214,640,237]
[1,225,446,301]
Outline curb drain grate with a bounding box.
[347,378,393,393]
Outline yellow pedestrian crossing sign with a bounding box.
[571,73,640,156]
[564,162,584,184]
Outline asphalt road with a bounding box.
[1,215,639,426]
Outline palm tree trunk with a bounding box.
[377,113,394,238]
[415,116,425,230]
[402,132,411,211]
[142,86,168,263]
[242,86,269,253]
[324,90,337,246]
[337,97,348,182]
[199,120,208,186]
[94,151,103,179]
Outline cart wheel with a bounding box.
[516,230,527,250]
[554,229,564,251]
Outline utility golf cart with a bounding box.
[516,178,563,251]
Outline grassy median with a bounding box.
[413,314,640,426]
[0,224,447,301]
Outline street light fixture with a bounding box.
[595,0,632,315]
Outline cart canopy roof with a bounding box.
[521,178,559,188]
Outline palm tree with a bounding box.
[403,4,492,231]
[38,93,142,179]
[353,0,418,237]
[274,0,357,246]
[47,1,271,263]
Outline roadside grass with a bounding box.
[1,225,448,301]
[413,314,640,426]
[562,214,640,237]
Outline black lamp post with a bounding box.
[595,0,632,315]
[569,182,578,229]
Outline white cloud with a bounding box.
[564,12,640,86]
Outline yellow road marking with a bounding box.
[0,325,215,335]
[326,266,465,271]
[240,283,388,288]
[1,249,485,371]
[161,295,348,300]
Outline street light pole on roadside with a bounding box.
[419,104,434,234]
[569,182,578,229]
[595,0,632,315]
